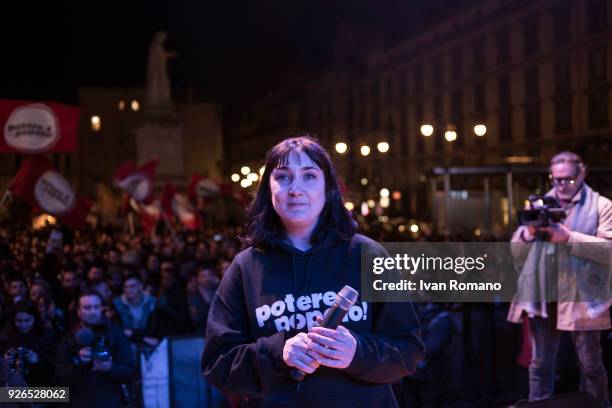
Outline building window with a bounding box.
[498,75,511,107]
[498,109,513,142]
[90,115,101,132]
[474,83,486,118]
[399,69,408,99]
[586,0,607,35]
[386,76,395,103]
[589,47,607,84]
[451,90,464,148]
[371,77,380,99]
[555,96,572,133]
[496,27,510,65]
[524,103,541,138]
[415,102,424,154]
[451,47,463,80]
[371,106,381,129]
[588,87,609,129]
[432,55,443,87]
[414,64,423,93]
[554,57,571,91]
[552,0,571,46]
[434,95,444,152]
[525,66,539,99]
[522,14,540,56]
[472,36,486,75]
[400,107,408,155]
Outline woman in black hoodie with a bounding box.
[202,136,424,407]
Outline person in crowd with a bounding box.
[0,300,58,386]
[189,266,219,334]
[55,290,135,408]
[113,274,158,346]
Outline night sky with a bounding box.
[2,0,477,114]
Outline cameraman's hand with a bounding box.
[3,348,16,366]
[78,347,92,364]
[283,332,320,374]
[539,223,570,243]
[25,349,39,364]
[92,357,112,372]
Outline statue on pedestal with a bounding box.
[145,31,177,109]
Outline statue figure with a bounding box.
[146,31,177,108]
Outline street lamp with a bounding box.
[376,141,389,153]
[247,173,258,182]
[444,130,457,142]
[360,145,371,156]
[420,124,434,137]
[360,178,368,186]
[474,124,487,137]
[231,173,240,182]
[335,142,348,154]
[240,166,250,175]
[379,188,390,198]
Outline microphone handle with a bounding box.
[290,304,348,382]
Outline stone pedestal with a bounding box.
[136,110,183,183]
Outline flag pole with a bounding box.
[0,190,12,211]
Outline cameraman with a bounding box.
[0,300,57,386]
[55,290,135,407]
[507,151,612,405]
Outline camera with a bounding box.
[14,347,29,377]
[518,195,566,228]
[92,344,112,362]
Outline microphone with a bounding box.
[75,327,95,346]
[290,285,358,382]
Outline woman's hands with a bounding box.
[307,325,357,369]
[283,323,357,373]
[283,332,320,374]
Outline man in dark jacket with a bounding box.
[55,290,135,408]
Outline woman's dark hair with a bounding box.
[243,135,356,248]
[7,300,40,333]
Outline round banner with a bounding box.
[4,103,61,153]
[34,170,76,215]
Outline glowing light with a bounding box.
[247,173,259,182]
[398,225,406,232]
[360,145,371,156]
[361,202,370,216]
[392,191,401,200]
[474,124,487,137]
[131,100,140,111]
[360,178,368,186]
[379,188,390,198]
[474,228,482,237]
[240,166,250,175]
[259,166,265,176]
[240,179,252,188]
[91,116,101,132]
[377,142,389,153]
[231,173,240,182]
[444,130,457,142]
[380,197,390,208]
[410,224,419,233]
[367,199,376,208]
[344,202,354,211]
[420,124,434,137]
[335,142,348,154]
[118,100,126,111]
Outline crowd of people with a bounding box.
[0,222,234,407]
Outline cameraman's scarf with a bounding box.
[514,183,609,318]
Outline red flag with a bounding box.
[187,173,220,203]
[114,158,159,204]
[130,198,160,234]
[0,100,80,153]
[8,155,91,228]
[161,181,201,230]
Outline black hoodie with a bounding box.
[202,231,424,407]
